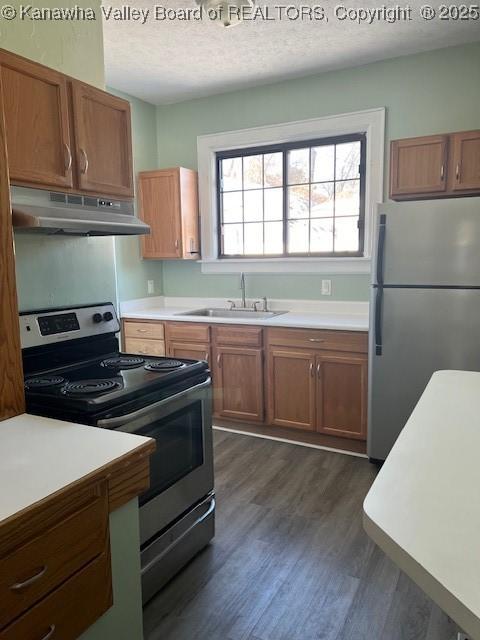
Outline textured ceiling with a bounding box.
[103,0,480,104]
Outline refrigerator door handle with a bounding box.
[375,286,384,356]
[376,214,387,286]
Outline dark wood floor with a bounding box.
[144,430,457,640]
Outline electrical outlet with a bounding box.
[147,280,155,295]
[321,279,332,296]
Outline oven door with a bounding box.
[97,378,213,545]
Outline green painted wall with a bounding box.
[155,42,480,302]
[80,499,144,640]
[109,89,163,302]
[3,0,119,311]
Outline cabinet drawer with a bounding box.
[212,325,263,348]
[0,480,108,628]
[124,320,164,340]
[266,328,367,354]
[165,322,210,343]
[0,551,112,640]
[124,337,165,356]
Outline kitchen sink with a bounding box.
[175,308,288,319]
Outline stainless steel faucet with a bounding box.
[240,272,247,308]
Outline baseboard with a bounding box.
[213,423,367,458]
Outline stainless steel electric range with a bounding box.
[20,302,215,604]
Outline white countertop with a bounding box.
[364,370,480,639]
[0,413,152,525]
[120,296,369,332]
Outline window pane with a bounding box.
[335,180,360,216]
[335,142,361,180]
[311,182,334,218]
[264,222,283,254]
[244,223,263,255]
[221,157,242,191]
[311,145,334,182]
[288,219,309,253]
[310,218,334,253]
[264,188,282,221]
[243,155,263,189]
[335,217,359,252]
[244,190,263,222]
[223,224,243,255]
[287,148,309,185]
[288,185,309,219]
[222,192,243,223]
[264,153,282,187]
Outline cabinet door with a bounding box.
[139,170,182,258]
[0,51,73,189]
[213,347,264,422]
[451,130,480,192]
[316,353,367,440]
[168,341,210,365]
[267,349,315,431]
[390,135,448,198]
[71,82,133,197]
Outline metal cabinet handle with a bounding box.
[456,163,461,181]
[40,624,56,640]
[308,338,325,343]
[309,362,314,377]
[79,148,89,174]
[316,363,321,378]
[216,353,222,367]
[440,164,444,180]
[63,143,72,173]
[137,328,148,333]
[205,352,209,362]
[175,239,179,250]
[10,565,47,591]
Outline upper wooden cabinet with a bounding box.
[71,82,133,197]
[0,73,24,421]
[390,130,480,200]
[451,130,480,192]
[0,50,73,189]
[138,168,200,259]
[390,135,448,198]
[0,48,134,199]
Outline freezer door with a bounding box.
[374,199,480,286]
[368,287,480,460]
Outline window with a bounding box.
[216,133,366,258]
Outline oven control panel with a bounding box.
[20,303,120,349]
[38,312,80,336]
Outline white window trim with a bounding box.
[197,107,385,275]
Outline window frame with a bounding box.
[216,132,367,260]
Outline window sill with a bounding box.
[199,256,371,275]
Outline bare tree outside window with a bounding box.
[217,134,366,258]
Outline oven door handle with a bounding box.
[97,377,211,430]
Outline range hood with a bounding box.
[11,187,150,236]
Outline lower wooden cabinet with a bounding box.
[130,318,368,441]
[267,349,316,431]
[212,347,264,423]
[316,353,367,440]
[267,349,367,440]
[168,341,210,365]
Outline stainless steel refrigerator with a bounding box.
[368,198,480,461]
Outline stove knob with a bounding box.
[103,311,114,322]
[92,313,103,323]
